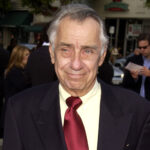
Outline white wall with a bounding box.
[94,0,150,19]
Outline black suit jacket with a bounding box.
[25,46,57,86]
[4,66,30,100]
[0,48,9,99]
[3,80,150,150]
[122,54,150,100]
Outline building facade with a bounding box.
[93,0,150,57]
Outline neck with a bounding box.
[61,79,97,97]
[144,56,150,60]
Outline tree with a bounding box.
[21,0,82,15]
[145,0,150,8]
[0,0,12,16]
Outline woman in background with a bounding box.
[4,45,31,100]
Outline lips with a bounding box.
[67,73,85,79]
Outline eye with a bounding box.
[83,49,94,54]
[61,48,69,52]
[81,48,97,59]
[60,48,72,57]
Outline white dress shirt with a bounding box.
[140,56,150,98]
[59,79,101,150]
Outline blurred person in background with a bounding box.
[0,47,9,137]
[123,33,150,101]
[0,47,9,108]
[134,48,141,56]
[7,36,17,54]
[1,45,30,138]
[97,50,114,84]
[25,22,57,87]
[4,45,31,100]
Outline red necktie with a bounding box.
[63,96,89,150]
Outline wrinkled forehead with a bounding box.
[54,17,102,55]
[57,17,101,41]
[58,16,101,35]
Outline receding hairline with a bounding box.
[51,15,102,43]
[58,15,101,28]
[59,10,100,23]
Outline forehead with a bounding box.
[56,17,101,46]
[138,40,149,45]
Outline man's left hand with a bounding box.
[139,67,150,77]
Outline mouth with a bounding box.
[67,73,84,79]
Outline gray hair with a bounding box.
[47,3,108,56]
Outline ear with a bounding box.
[49,45,55,64]
[98,50,106,67]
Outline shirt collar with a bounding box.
[143,55,150,61]
[59,79,100,104]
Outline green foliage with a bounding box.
[22,0,52,14]
[145,0,150,8]
[0,0,12,14]
[21,0,79,15]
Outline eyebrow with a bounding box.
[81,45,98,51]
[58,42,98,50]
[58,42,73,48]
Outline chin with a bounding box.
[66,82,84,90]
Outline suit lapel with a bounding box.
[31,80,133,150]
[32,82,67,150]
[97,82,133,150]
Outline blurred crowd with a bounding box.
[0,25,57,138]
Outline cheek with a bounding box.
[55,56,70,71]
[82,61,98,79]
[23,57,27,62]
[25,56,29,61]
[91,64,99,75]
[86,59,99,71]
[54,58,70,82]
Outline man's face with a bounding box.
[138,40,150,58]
[49,17,106,96]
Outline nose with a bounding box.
[70,52,82,70]
[140,48,145,52]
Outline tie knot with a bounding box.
[66,96,82,110]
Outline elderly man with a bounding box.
[3,4,150,150]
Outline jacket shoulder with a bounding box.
[9,81,59,110]
[100,80,150,113]
[126,54,143,64]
